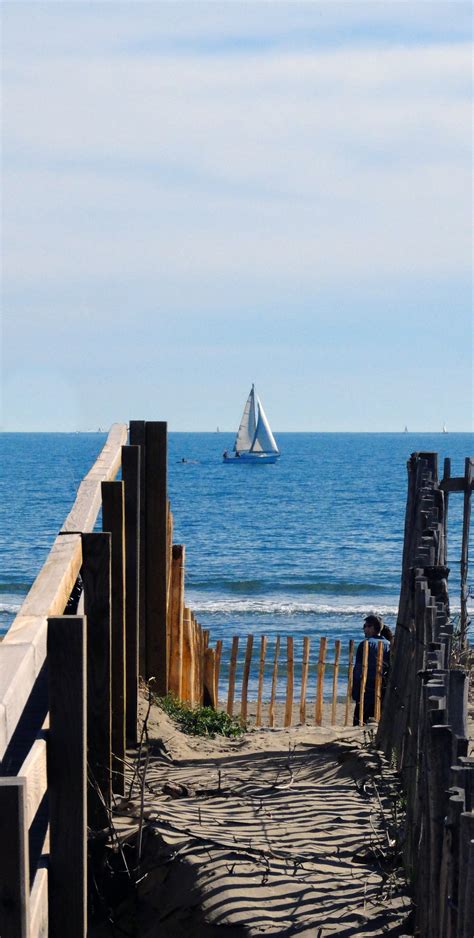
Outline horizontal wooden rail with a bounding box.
[0,423,127,761]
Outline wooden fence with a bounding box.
[377,452,473,938]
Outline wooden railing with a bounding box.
[377,452,473,938]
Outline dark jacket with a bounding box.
[352,636,390,702]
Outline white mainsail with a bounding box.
[250,396,279,454]
[233,386,257,452]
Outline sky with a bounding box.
[1,1,472,432]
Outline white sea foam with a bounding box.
[187,599,400,616]
[0,603,21,615]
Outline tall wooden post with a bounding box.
[47,615,87,938]
[129,421,147,678]
[168,545,185,697]
[460,457,473,647]
[102,481,126,795]
[0,778,30,938]
[81,532,112,829]
[122,445,141,745]
[145,422,168,692]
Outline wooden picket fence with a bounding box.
[377,452,473,938]
[190,633,385,729]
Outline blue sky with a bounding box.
[1,2,472,431]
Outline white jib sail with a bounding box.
[250,396,279,453]
[233,386,257,452]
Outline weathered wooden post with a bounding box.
[168,545,185,697]
[299,636,310,724]
[81,532,112,829]
[358,640,369,727]
[331,639,341,725]
[0,778,30,938]
[240,635,253,723]
[284,636,294,727]
[268,636,280,727]
[102,480,126,795]
[255,636,267,727]
[122,444,141,746]
[315,636,327,726]
[129,421,147,678]
[344,639,354,726]
[47,615,87,938]
[460,456,473,647]
[227,636,239,716]
[144,421,168,692]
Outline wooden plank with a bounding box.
[240,636,253,724]
[344,639,355,726]
[442,457,451,567]
[61,424,128,534]
[2,425,125,759]
[145,422,168,692]
[284,636,294,727]
[299,636,310,724]
[268,637,280,728]
[29,865,48,938]
[102,481,126,796]
[18,734,47,829]
[439,476,473,493]
[214,640,223,709]
[47,615,87,938]
[358,640,369,726]
[168,545,185,698]
[315,636,327,726]
[0,643,37,761]
[460,457,473,645]
[129,421,147,679]
[122,445,141,745]
[373,640,384,722]
[331,639,341,725]
[0,777,30,938]
[81,532,112,827]
[255,636,267,727]
[204,648,216,708]
[226,637,239,716]
[181,608,194,706]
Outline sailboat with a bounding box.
[442,423,448,433]
[223,385,280,464]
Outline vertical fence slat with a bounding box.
[227,637,239,716]
[204,648,216,708]
[345,639,355,726]
[181,608,193,705]
[315,636,327,726]
[373,640,384,722]
[358,639,369,726]
[240,635,253,724]
[331,639,341,725]
[0,778,30,938]
[255,636,267,727]
[168,545,185,698]
[102,480,126,795]
[47,615,87,938]
[122,444,141,746]
[81,532,112,829]
[299,636,310,724]
[145,421,168,692]
[460,457,473,646]
[129,420,147,679]
[269,636,280,727]
[214,640,223,709]
[284,636,294,727]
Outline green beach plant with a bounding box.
[156,693,246,738]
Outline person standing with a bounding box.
[352,614,390,725]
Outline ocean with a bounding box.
[1,432,472,697]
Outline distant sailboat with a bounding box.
[223,385,280,464]
[442,423,448,433]
[404,425,408,433]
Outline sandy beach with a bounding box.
[95,695,412,937]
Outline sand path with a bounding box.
[108,703,412,937]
